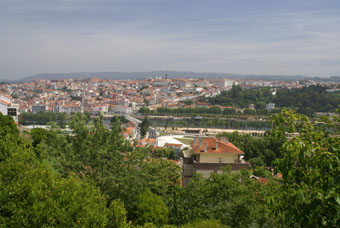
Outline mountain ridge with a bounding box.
[3,71,315,82]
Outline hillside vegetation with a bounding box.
[1,109,340,227]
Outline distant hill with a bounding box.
[17,71,312,82]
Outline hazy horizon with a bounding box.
[1,0,340,79]
[0,70,329,82]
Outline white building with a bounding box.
[0,94,19,122]
[53,105,83,115]
[208,79,234,88]
[266,103,275,111]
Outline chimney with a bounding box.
[216,141,218,150]
[204,142,207,152]
[223,138,229,144]
[199,139,202,148]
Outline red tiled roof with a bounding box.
[140,138,156,144]
[0,99,10,105]
[191,137,244,154]
[63,105,80,107]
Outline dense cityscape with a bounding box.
[1,74,340,227]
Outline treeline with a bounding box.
[273,86,340,115]
[207,85,340,116]
[20,112,67,126]
[1,109,340,227]
[149,117,270,130]
[139,106,267,117]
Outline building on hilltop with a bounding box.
[182,137,250,186]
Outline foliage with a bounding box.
[272,109,340,227]
[39,114,182,223]
[111,115,128,124]
[167,168,278,227]
[208,85,273,109]
[0,113,24,162]
[0,123,108,228]
[30,127,47,147]
[139,117,150,137]
[5,107,340,227]
[150,117,270,130]
[107,199,129,228]
[138,107,151,115]
[0,113,18,138]
[20,112,67,127]
[139,159,181,197]
[252,166,272,178]
[209,85,340,115]
[152,148,176,160]
[217,131,285,166]
[134,189,168,226]
[181,220,230,228]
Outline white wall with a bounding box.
[200,153,238,163]
[0,103,8,115]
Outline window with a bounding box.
[7,108,17,117]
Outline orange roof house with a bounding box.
[183,137,250,185]
[191,137,244,155]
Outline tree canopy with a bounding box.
[1,108,340,227]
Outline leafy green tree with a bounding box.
[0,113,26,163]
[30,128,47,147]
[107,199,129,228]
[0,150,108,227]
[134,189,168,226]
[272,109,340,227]
[0,113,18,138]
[244,108,256,115]
[181,220,230,228]
[152,148,176,160]
[139,159,181,197]
[168,168,277,227]
[248,157,265,168]
[139,117,150,137]
[252,166,271,177]
[57,112,66,128]
[222,108,236,115]
[138,107,151,115]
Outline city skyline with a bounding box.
[1,0,340,79]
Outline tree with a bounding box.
[0,149,108,228]
[30,128,47,147]
[272,109,340,227]
[139,117,150,137]
[0,113,18,138]
[181,220,230,228]
[139,159,181,197]
[138,107,151,115]
[0,113,24,163]
[168,168,277,227]
[134,189,168,226]
[244,108,256,115]
[222,108,236,115]
[107,199,129,228]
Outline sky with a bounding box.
[1,0,340,79]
